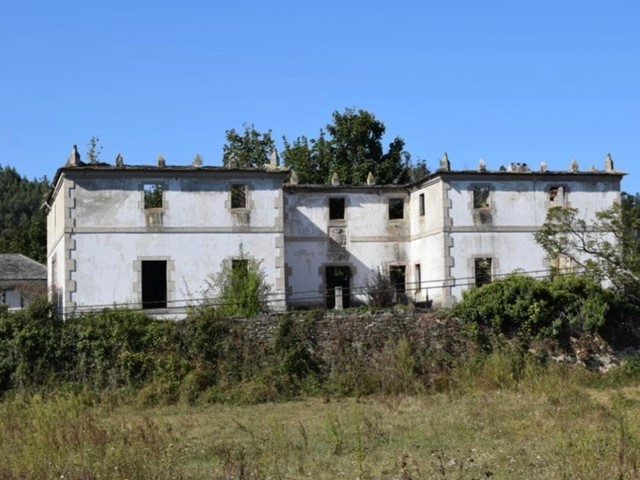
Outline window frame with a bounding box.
[472,185,491,210]
[474,257,493,287]
[230,184,248,210]
[388,197,405,220]
[329,197,346,221]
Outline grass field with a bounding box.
[2,363,640,480]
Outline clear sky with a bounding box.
[1,0,638,192]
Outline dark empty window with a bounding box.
[474,258,492,287]
[329,197,346,220]
[415,264,421,292]
[143,183,163,209]
[389,198,404,219]
[389,265,406,294]
[419,194,425,216]
[473,186,490,209]
[231,185,247,209]
[548,186,565,207]
[142,260,167,309]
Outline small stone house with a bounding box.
[45,148,623,318]
[0,254,47,311]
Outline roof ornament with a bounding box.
[193,153,203,167]
[439,152,450,171]
[227,153,238,169]
[331,172,340,186]
[289,170,299,185]
[570,158,579,173]
[366,171,376,185]
[477,159,487,172]
[540,161,547,172]
[590,164,597,172]
[269,148,279,167]
[66,145,82,166]
[605,153,614,172]
[115,153,124,167]
[157,154,166,168]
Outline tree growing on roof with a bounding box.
[282,108,412,185]
[222,123,276,169]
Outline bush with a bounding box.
[453,274,611,346]
[198,247,272,317]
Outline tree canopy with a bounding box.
[222,123,276,169]
[534,198,640,305]
[223,108,420,185]
[282,108,412,185]
[0,165,49,263]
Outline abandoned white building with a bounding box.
[46,148,623,318]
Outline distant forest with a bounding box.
[0,165,48,264]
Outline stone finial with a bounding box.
[499,165,506,172]
[193,153,203,167]
[605,153,614,172]
[289,170,299,185]
[157,154,166,168]
[439,152,450,171]
[366,171,376,185]
[269,148,279,167]
[115,153,124,167]
[331,172,340,186]
[507,163,515,172]
[477,159,487,172]
[590,164,597,172]
[540,161,547,172]
[570,158,579,172]
[67,145,82,166]
[227,153,238,169]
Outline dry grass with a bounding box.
[2,370,640,479]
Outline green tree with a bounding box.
[534,201,640,305]
[0,165,48,263]
[283,108,411,185]
[325,108,410,185]
[222,123,276,168]
[282,130,332,184]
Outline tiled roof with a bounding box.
[0,254,47,281]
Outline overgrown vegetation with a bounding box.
[453,274,619,347]
[195,248,272,317]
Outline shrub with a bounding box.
[453,274,611,345]
[198,247,272,317]
[365,269,396,308]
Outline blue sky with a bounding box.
[1,0,638,192]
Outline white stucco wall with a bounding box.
[49,168,287,318]
[444,173,622,304]
[285,187,411,307]
[47,165,623,315]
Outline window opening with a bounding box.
[329,197,346,220]
[473,186,490,209]
[415,264,421,292]
[231,259,249,289]
[325,266,351,309]
[231,185,247,209]
[419,193,425,216]
[143,183,163,209]
[388,198,404,220]
[474,258,492,287]
[548,186,565,207]
[141,261,167,309]
[389,265,406,295]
